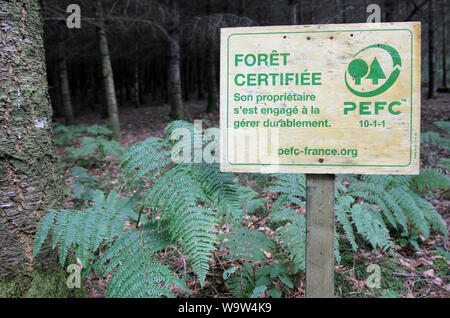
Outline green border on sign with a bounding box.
[226,29,414,167]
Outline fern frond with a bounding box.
[335,195,358,251]
[100,224,176,298]
[350,204,393,250]
[388,186,429,237]
[188,163,242,221]
[267,174,306,211]
[222,227,275,263]
[411,167,450,192]
[226,262,255,297]
[68,136,123,159]
[144,166,219,285]
[120,137,171,182]
[269,208,306,272]
[33,190,135,266]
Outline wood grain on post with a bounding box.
[306,174,335,298]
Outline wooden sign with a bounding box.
[220,22,421,174]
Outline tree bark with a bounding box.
[57,39,74,125]
[168,0,184,120]
[134,62,140,108]
[94,0,121,140]
[384,0,397,22]
[441,0,448,90]
[0,0,73,297]
[197,55,205,100]
[206,0,219,113]
[288,0,298,25]
[428,0,437,98]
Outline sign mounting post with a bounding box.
[220,22,421,297]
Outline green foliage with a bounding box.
[269,208,306,272]
[347,174,447,239]
[34,190,136,268]
[421,131,450,148]
[433,120,450,133]
[69,166,97,201]
[224,261,295,298]
[266,174,305,211]
[99,224,180,297]
[225,262,255,297]
[38,120,448,298]
[410,167,450,193]
[35,121,241,297]
[221,227,275,263]
[350,204,393,250]
[66,136,123,160]
[238,186,266,216]
[266,171,447,264]
[53,123,112,146]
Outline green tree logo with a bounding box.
[345,44,401,97]
[366,57,386,84]
[348,59,369,85]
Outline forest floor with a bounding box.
[55,89,450,298]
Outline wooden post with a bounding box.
[305,174,335,298]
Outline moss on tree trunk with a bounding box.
[0,0,84,297]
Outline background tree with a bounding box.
[427,0,437,98]
[94,0,121,140]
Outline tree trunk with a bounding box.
[57,39,74,125]
[341,0,346,23]
[94,0,121,140]
[428,0,437,98]
[288,0,298,25]
[206,0,219,113]
[384,0,397,22]
[0,0,75,297]
[168,0,184,120]
[197,55,205,100]
[49,64,63,118]
[134,63,140,108]
[441,0,448,90]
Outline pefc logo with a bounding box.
[345,44,401,97]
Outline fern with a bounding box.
[266,174,305,212]
[34,190,135,267]
[225,262,255,297]
[238,186,266,216]
[221,227,275,263]
[53,124,112,146]
[335,194,358,251]
[269,208,306,272]
[350,204,393,250]
[120,137,171,181]
[410,167,450,192]
[99,224,178,298]
[67,136,123,159]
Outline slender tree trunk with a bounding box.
[197,55,205,100]
[384,0,397,22]
[57,39,74,125]
[94,0,121,140]
[0,0,74,297]
[134,63,140,108]
[341,0,346,23]
[206,0,219,113]
[428,0,437,98]
[309,0,315,24]
[168,0,184,120]
[289,0,298,25]
[50,64,63,118]
[441,0,448,90]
